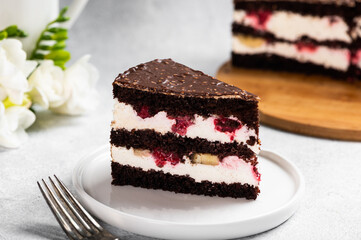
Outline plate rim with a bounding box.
[72,145,305,228]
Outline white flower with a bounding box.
[28,55,98,115]
[28,60,66,109]
[0,39,37,104]
[51,55,99,115]
[0,102,36,148]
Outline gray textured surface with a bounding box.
[1,0,361,239]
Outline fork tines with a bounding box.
[37,175,117,240]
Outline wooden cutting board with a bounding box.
[216,61,361,141]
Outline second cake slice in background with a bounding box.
[232,0,361,81]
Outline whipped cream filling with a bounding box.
[232,35,350,71]
[112,101,260,154]
[234,10,351,43]
[353,16,361,39]
[111,146,259,187]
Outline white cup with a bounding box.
[0,0,88,55]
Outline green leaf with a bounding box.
[18,29,27,37]
[40,32,68,41]
[0,31,8,40]
[40,35,52,40]
[30,6,71,67]
[38,45,52,50]
[6,25,27,37]
[45,50,71,62]
[5,25,18,36]
[0,25,27,39]
[52,31,68,41]
[47,27,67,33]
[32,53,45,59]
[52,41,66,50]
[59,6,68,17]
[56,16,70,22]
[53,61,66,70]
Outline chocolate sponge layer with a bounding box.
[234,0,355,22]
[111,129,258,163]
[111,162,260,200]
[232,24,351,48]
[231,52,355,80]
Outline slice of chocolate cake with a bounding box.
[111,59,261,200]
[232,0,361,81]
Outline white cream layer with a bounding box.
[234,10,351,43]
[353,17,361,39]
[111,146,259,187]
[112,101,260,154]
[232,35,350,71]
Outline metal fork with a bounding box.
[37,175,119,240]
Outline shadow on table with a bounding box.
[18,223,66,240]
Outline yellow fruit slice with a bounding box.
[236,35,265,48]
[134,149,151,157]
[192,153,219,166]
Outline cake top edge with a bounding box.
[233,0,360,6]
[114,59,259,101]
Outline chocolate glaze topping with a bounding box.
[114,59,258,101]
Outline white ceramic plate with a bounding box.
[73,145,304,240]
